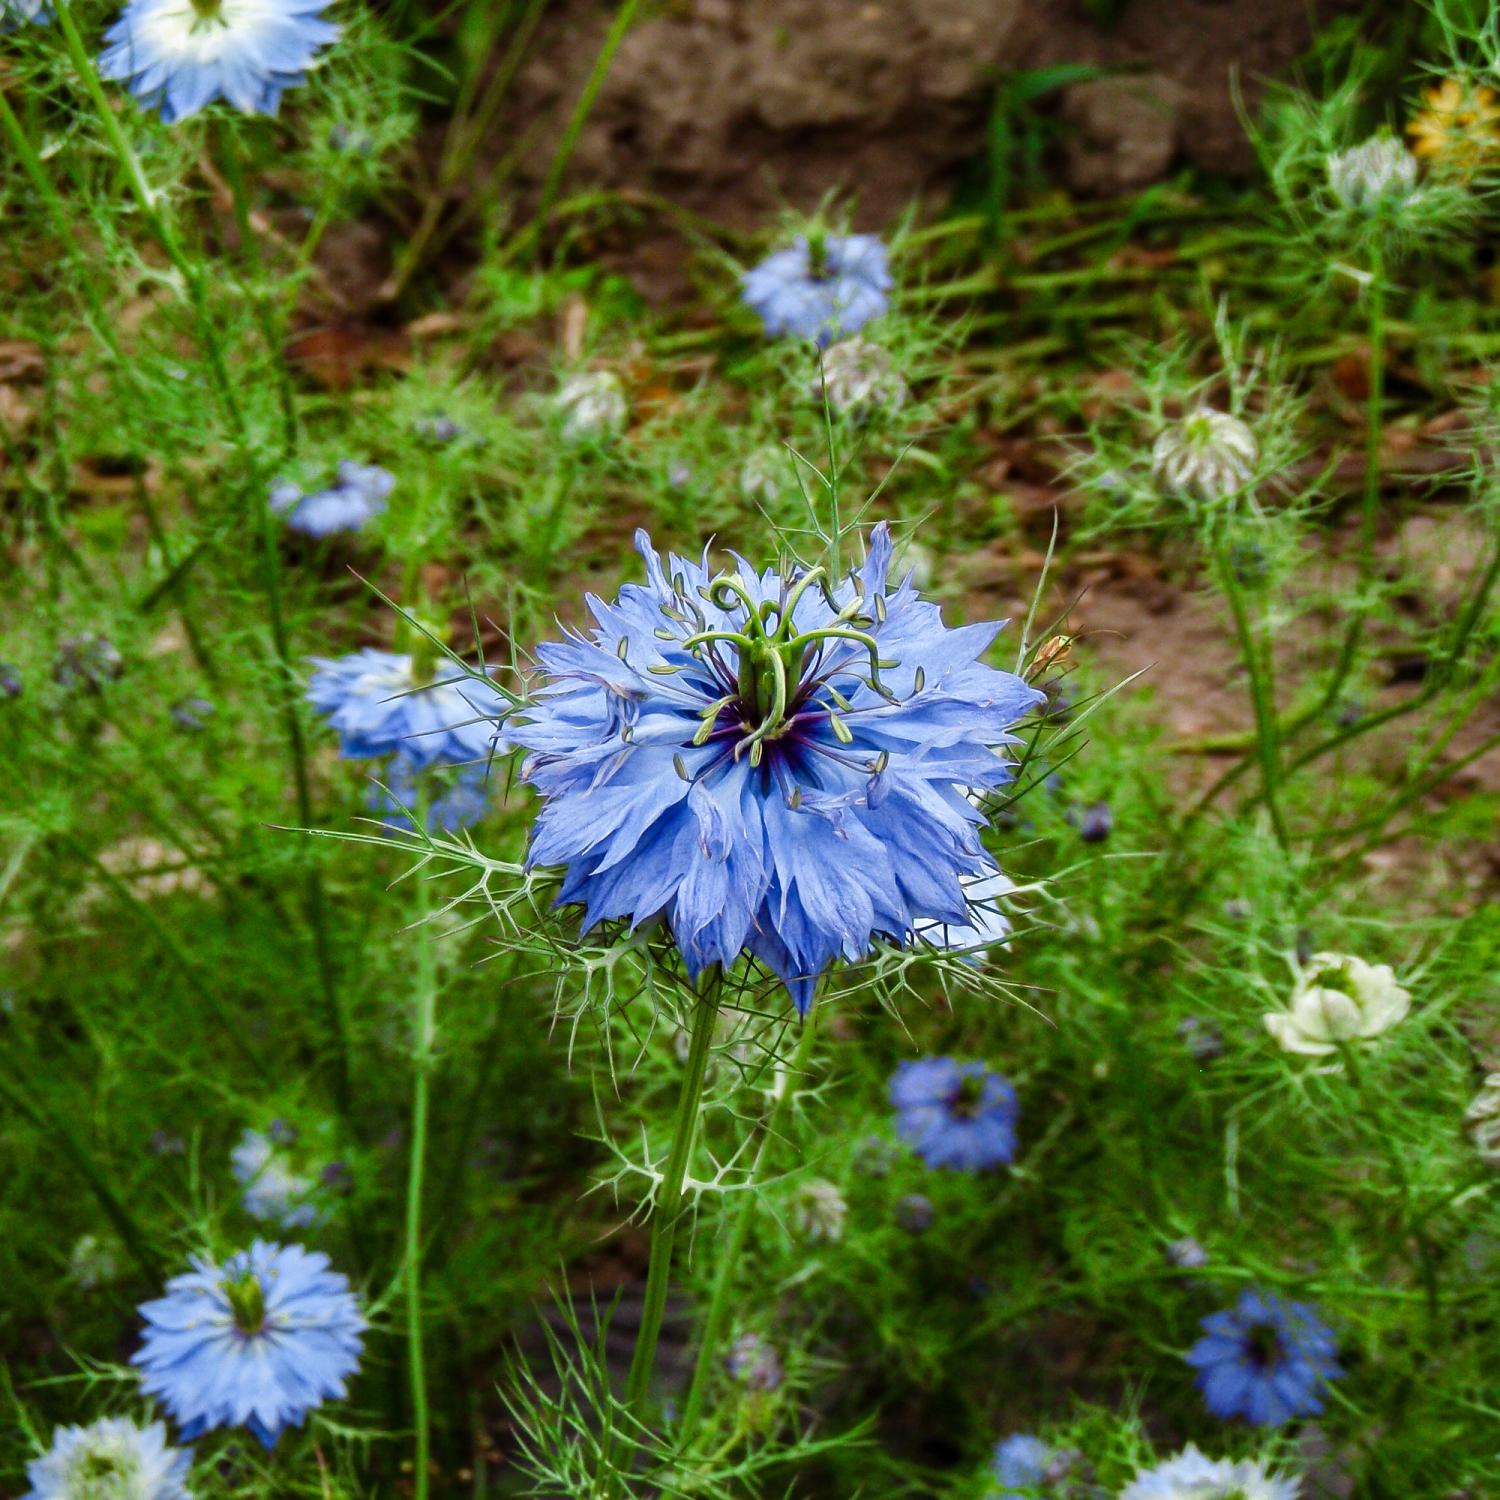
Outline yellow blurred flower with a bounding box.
[1407,76,1500,176]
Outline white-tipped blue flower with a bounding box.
[231,1128,323,1229]
[1119,1444,1299,1500]
[307,649,510,772]
[24,1417,192,1500]
[742,234,891,346]
[133,1240,365,1448]
[271,461,393,538]
[98,0,339,125]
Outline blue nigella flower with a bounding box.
[1186,1288,1342,1427]
[510,525,1042,1012]
[307,649,509,772]
[270,460,393,538]
[24,1417,192,1500]
[231,1127,324,1228]
[1,0,48,27]
[889,1057,1020,1170]
[133,1240,365,1447]
[741,233,891,346]
[369,752,492,832]
[991,1432,1051,1494]
[98,0,340,125]
[1119,1444,1298,1500]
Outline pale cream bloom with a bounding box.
[1150,407,1258,503]
[1465,1073,1500,1169]
[1263,952,1410,1056]
[792,1178,848,1243]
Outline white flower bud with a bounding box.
[740,444,793,508]
[1150,407,1258,503]
[1263,952,1411,1056]
[812,337,907,419]
[1326,136,1420,213]
[558,370,627,443]
[792,1178,848,1243]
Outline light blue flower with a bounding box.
[991,1432,1051,1494]
[890,1057,1019,1170]
[741,234,891,346]
[307,649,510,772]
[1,0,49,28]
[1186,1288,1341,1427]
[510,525,1041,1012]
[231,1128,323,1229]
[98,0,339,125]
[1120,1444,1299,1500]
[368,752,492,832]
[270,461,393,538]
[24,1417,191,1500]
[133,1240,365,1448]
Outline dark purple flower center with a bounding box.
[665,564,899,773]
[1242,1320,1284,1371]
[947,1075,987,1120]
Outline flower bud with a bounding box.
[1327,135,1419,212]
[1150,407,1258,503]
[791,1179,848,1243]
[812,337,908,419]
[558,370,627,443]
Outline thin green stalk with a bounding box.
[53,0,244,438]
[404,846,441,1500]
[605,968,723,1493]
[1216,542,1290,852]
[677,1002,820,1445]
[524,0,643,257]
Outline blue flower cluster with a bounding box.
[1187,1288,1342,1426]
[134,1240,365,1447]
[742,234,891,346]
[271,461,393,538]
[889,1056,1020,1170]
[511,525,1041,1011]
[99,0,340,124]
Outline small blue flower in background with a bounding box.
[0,0,49,28]
[890,1057,1020,1170]
[134,1239,365,1447]
[1187,1288,1341,1426]
[991,1432,1051,1495]
[24,1417,191,1500]
[1119,1444,1298,1500]
[307,648,509,771]
[741,233,891,346]
[98,0,340,125]
[511,524,1041,1013]
[270,460,393,538]
[725,1332,783,1392]
[231,1126,324,1228]
[369,752,492,832]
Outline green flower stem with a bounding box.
[676,1000,820,1446]
[53,1,244,438]
[605,966,724,1492]
[404,838,441,1500]
[1215,540,1290,853]
[521,0,643,260]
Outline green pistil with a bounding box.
[188,0,228,27]
[223,1269,267,1334]
[683,567,893,767]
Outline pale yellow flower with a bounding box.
[1263,952,1410,1056]
[1407,77,1500,177]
